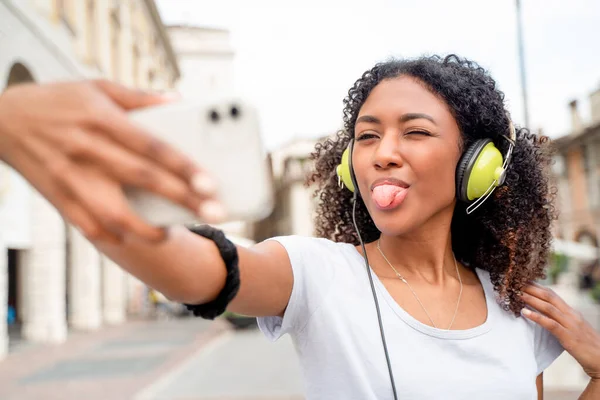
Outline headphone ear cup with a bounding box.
[347,140,359,195]
[336,140,356,193]
[456,139,491,202]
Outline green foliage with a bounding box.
[549,252,569,284]
[591,282,600,303]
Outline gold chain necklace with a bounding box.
[376,240,463,331]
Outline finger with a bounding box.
[60,200,123,245]
[522,283,572,315]
[91,106,203,188]
[64,166,168,243]
[49,127,213,213]
[26,137,167,242]
[520,291,571,329]
[521,308,570,342]
[93,79,178,110]
[7,145,122,244]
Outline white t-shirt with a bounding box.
[257,235,564,400]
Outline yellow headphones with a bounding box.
[336,119,516,214]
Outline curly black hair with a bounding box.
[307,54,556,316]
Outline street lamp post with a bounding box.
[516,0,530,128]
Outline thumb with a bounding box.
[93,80,180,110]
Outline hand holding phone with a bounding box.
[0,80,211,244]
[126,98,274,226]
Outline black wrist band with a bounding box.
[183,224,240,320]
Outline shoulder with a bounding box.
[473,267,495,293]
[266,235,354,258]
[264,235,360,279]
[475,267,564,374]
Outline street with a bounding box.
[0,315,592,400]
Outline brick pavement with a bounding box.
[0,317,229,400]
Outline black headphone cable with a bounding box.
[351,194,399,400]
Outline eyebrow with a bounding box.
[355,113,437,125]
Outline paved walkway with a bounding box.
[133,327,586,400]
[135,329,304,400]
[0,310,595,400]
[0,317,227,400]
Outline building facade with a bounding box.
[253,137,325,242]
[551,86,600,287]
[0,0,179,359]
[167,25,235,100]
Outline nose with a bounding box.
[373,135,403,170]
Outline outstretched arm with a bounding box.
[94,226,293,317]
[0,80,294,318]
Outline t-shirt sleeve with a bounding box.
[257,235,336,342]
[533,322,564,375]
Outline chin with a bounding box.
[373,216,419,238]
[367,203,419,237]
[366,198,455,238]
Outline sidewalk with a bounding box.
[0,317,229,400]
[0,314,592,400]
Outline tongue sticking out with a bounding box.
[372,185,406,208]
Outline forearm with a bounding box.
[579,378,600,399]
[93,225,227,304]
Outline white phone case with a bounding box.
[126,98,274,226]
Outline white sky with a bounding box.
[157,0,600,150]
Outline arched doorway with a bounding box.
[3,62,35,351]
[575,230,599,290]
[6,62,35,86]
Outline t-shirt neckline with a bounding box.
[345,243,495,340]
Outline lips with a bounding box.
[370,178,410,192]
[370,178,410,210]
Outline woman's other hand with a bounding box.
[520,282,600,381]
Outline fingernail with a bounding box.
[198,200,227,223]
[157,91,181,101]
[521,308,532,316]
[191,174,217,196]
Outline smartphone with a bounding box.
[126,98,274,226]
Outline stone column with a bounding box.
[20,193,67,343]
[126,274,147,316]
[68,227,102,331]
[102,256,126,325]
[0,234,7,359]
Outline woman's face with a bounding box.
[352,76,463,236]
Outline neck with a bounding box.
[375,211,459,286]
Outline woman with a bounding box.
[1,56,599,399]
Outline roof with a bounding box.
[167,24,230,33]
[551,120,600,150]
[143,0,181,79]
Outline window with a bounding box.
[585,142,600,208]
[148,69,155,87]
[552,154,567,177]
[132,44,140,87]
[86,0,98,65]
[596,141,600,210]
[56,0,76,35]
[110,4,121,81]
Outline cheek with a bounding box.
[412,153,459,200]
